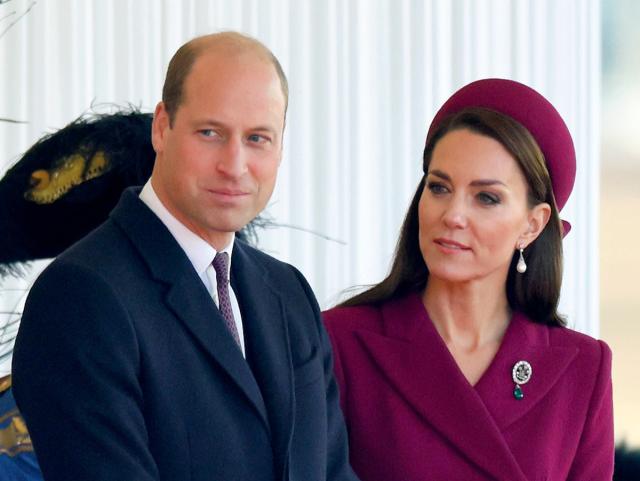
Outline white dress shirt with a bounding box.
[139,180,246,357]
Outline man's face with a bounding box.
[151,50,286,250]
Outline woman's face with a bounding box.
[419,128,541,285]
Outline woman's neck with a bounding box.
[422,276,511,351]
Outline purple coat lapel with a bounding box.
[474,312,578,431]
[354,293,577,481]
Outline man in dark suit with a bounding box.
[12,31,357,481]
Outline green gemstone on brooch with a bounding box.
[513,384,524,400]
[511,360,531,400]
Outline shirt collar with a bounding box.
[139,179,234,277]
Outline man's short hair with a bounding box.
[161,31,289,126]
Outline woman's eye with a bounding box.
[477,192,500,205]
[427,182,449,195]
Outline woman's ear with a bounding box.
[522,202,551,246]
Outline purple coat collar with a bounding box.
[353,292,578,481]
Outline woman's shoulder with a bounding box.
[535,320,612,369]
[323,291,426,334]
[322,302,385,333]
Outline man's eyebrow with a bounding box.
[194,120,278,134]
[250,125,278,133]
[193,119,225,128]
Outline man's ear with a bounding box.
[521,202,552,246]
[151,102,170,154]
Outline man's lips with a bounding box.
[206,188,250,197]
[433,238,471,250]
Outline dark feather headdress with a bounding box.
[0,109,155,278]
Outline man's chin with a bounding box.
[207,219,254,237]
[198,210,265,240]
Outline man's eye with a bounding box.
[248,134,269,144]
[199,129,217,138]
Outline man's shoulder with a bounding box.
[56,218,130,266]
[37,212,153,295]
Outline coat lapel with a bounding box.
[474,312,578,431]
[355,293,529,481]
[231,242,294,480]
[110,189,269,429]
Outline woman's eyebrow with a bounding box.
[427,170,506,187]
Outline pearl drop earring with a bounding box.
[516,245,527,274]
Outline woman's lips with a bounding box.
[434,238,471,251]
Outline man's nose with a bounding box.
[216,138,248,178]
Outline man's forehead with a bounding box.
[187,50,275,87]
[185,53,285,106]
[193,38,273,68]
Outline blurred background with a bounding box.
[601,0,640,448]
[0,0,637,449]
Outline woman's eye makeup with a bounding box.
[477,192,501,205]
[427,181,449,194]
[426,173,503,205]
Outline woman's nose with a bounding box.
[442,196,468,229]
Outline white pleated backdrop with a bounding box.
[0,0,600,374]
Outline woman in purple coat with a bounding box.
[323,79,614,481]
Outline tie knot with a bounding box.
[212,252,230,283]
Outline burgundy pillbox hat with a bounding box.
[426,78,576,235]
